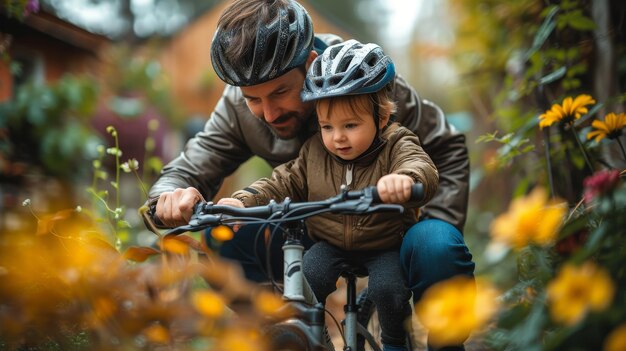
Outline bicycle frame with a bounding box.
[164,184,424,351]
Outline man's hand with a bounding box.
[377,174,414,204]
[155,187,205,227]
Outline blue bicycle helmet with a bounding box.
[210,0,314,86]
[301,39,396,102]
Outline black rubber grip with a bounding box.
[371,183,424,203]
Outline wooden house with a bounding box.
[0,10,109,101]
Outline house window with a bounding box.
[11,51,44,92]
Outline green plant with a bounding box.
[1,199,276,350]
[444,0,626,349]
[1,0,39,20]
[0,74,101,182]
[0,131,280,351]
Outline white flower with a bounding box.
[120,159,139,173]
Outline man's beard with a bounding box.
[264,111,307,140]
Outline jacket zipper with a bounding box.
[345,164,353,187]
[344,163,354,249]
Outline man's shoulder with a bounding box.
[301,132,323,151]
[218,85,256,121]
[383,123,416,139]
[221,84,245,104]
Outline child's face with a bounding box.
[316,97,377,161]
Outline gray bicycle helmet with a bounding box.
[210,0,314,86]
[301,39,396,102]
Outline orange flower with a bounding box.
[415,276,499,348]
[143,323,170,344]
[547,262,614,325]
[211,225,234,241]
[192,290,226,318]
[587,112,626,142]
[604,323,626,351]
[490,187,566,249]
[539,94,596,128]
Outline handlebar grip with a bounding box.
[371,183,424,203]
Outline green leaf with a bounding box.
[110,181,119,190]
[566,10,596,31]
[538,66,567,85]
[476,131,499,143]
[525,6,559,61]
[572,222,609,263]
[521,144,536,153]
[147,156,163,173]
[117,220,132,229]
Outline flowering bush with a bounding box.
[1,0,39,20]
[482,169,626,350]
[487,95,625,349]
[414,90,626,350]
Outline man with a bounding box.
[148,0,474,349]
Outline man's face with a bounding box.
[241,68,315,139]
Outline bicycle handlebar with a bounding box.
[164,183,423,235]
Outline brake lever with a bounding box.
[365,204,404,213]
[163,214,222,235]
[329,200,364,213]
[164,225,197,235]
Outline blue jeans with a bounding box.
[401,219,475,351]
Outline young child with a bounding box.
[218,39,438,351]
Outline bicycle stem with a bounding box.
[282,220,307,301]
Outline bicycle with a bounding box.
[164,184,424,351]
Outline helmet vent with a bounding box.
[371,70,386,84]
[312,60,322,76]
[336,55,353,73]
[354,69,365,80]
[284,34,296,65]
[366,54,377,67]
[265,32,279,65]
[329,46,341,60]
[287,8,296,23]
[329,76,342,86]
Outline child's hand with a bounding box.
[217,197,245,208]
[376,174,414,204]
[217,198,245,231]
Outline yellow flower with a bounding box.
[604,323,626,351]
[587,112,626,142]
[415,276,499,348]
[539,94,596,128]
[547,262,615,326]
[143,323,170,344]
[192,290,225,318]
[216,329,266,351]
[162,237,189,255]
[490,187,566,249]
[253,289,293,319]
[211,225,234,242]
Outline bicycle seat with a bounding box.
[338,263,368,278]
